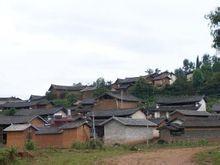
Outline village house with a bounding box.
[152,71,176,87]
[93,92,142,111]
[186,71,194,81]
[151,95,207,119]
[0,98,53,110]
[48,84,85,99]
[87,108,146,138]
[15,107,67,122]
[0,115,47,145]
[0,97,22,106]
[100,117,157,145]
[80,86,97,99]
[158,111,220,143]
[212,103,220,114]
[34,120,90,148]
[4,124,38,149]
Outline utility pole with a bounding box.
[92,111,96,140]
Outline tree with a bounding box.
[196,56,202,69]
[174,68,186,79]
[93,77,109,97]
[129,78,154,100]
[193,69,205,90]
[145,68,154,75]
[183,59,195,73]
[213,61,220,72]
[205,7,220,48]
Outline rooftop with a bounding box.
[49,84,85,91]
[4,124,37,132]
[98,92,141,102]
[212,103,220,112]
[170,110,211,117]
[87,108,141,118]
[100,117,157,127]
[156,95,205,105]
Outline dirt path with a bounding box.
[100,147,208,165]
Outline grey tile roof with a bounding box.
[49,84,85,91]
[157,95,205,105]
[116,77,140,84]
[149,118,165,125]
[29,95,46,101]
[15,107,66,116]
[87,108,140,118]
[80,86,97,92]
[0,115,44,125]
[99,92,141,102]
[4,124,38,132]
[100,117,157,127]
[150,104,201,112]
[1,99,51,109]
[0,97,21,102]
[35,127,63,135]
[35,120,88,135]
[59,120,89,130]
[80,98,96,105]
[212,104,220,112]
[170,110,211,117]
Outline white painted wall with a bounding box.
[197,99,207,112]
[131,111,146,119]
[154,112,160,118]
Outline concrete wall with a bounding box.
[104,120,154,145]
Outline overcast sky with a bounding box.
[0,0,219,99]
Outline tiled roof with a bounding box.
[80,98,96,105]
[59,120,89,129]
[183,118,220,128]
[80,86,97,92]
[157,95,205,105]
[150,104,201,112]
[49,84,85,91]
[170,110,211,117]
[149,118,166,125]
[99,92,141,102]
[29,95,46,101]
[35,127,63,135]
[116,77,140,84]
[0,115,45,125]
[15,107,66,116]
[100,117,157,127]
[4,124,38,132]
[87,108,140,118]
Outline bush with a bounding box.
[0,147,17,165]
[71,141,87,150]
[25,140,36,151]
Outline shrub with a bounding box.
[71,141,87,150]
[86,139,103,149]
[25,140,36,151]
[0,147,17,165]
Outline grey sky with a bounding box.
[0,0,218,99]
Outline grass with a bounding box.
[6,140,217,165]
[16,147,131,165]
[195,147,220,165]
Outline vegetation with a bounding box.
[92,77,111,97]
[0,147,18,165]
[71,140,103,150]
[24,140,36,151]
[2,108,16,116]
[196,147,220,165]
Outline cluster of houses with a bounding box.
[0,71,220,149]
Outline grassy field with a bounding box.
[195,147,220,165]
[15,147,131,165]
[2,140,217,165]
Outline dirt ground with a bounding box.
[100,147,207,165]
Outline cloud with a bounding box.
[0,0,218,98]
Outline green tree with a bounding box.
[129,78,154,100]
[93,77,109,97]
[193,69,205,90]
[196,56,202,69]
[205,7,220,48]
[183,59,195,73]
[213,61,220,72]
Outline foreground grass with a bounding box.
[10,141,219,165]
[195,147,220,165]
[16,147,131,165]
